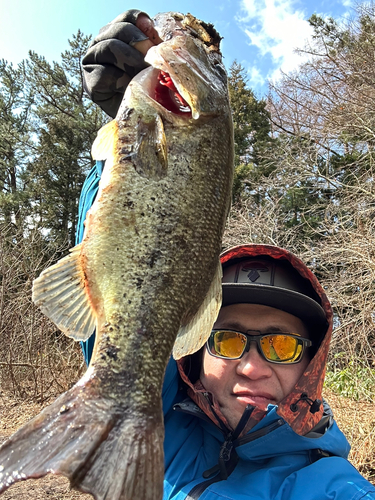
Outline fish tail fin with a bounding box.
[0,375,164,500]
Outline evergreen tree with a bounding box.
[228,61,273,202]
[0,60,34,228]
[25,31,106,247]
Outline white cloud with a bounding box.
[248,65,266,88]
[238,0,314,80]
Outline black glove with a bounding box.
[82,10,155,118]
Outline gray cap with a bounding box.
[222,256,327,339]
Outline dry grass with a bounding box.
[0,476,91,500]
[323,387,375,483]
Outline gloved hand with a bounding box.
[82,10,162,117]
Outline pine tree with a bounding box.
[228,61,273,202]
[0,60,34,228]
[25,31,106,246]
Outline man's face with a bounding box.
[200,303,310,430]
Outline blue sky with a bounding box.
[1,0,353,97]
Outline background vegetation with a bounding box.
[0,1,374,484]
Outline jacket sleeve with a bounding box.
[284,455,375,500]
[76,161,104,365]
[162,357,181,417]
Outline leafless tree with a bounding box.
[0,224,85,399]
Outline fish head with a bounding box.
[121,12,230,122]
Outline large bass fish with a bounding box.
[0,12,234,500]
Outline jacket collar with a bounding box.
[177,357,267,438]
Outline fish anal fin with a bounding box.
[132,115,168,180]
[92,120,118,161]
[32,244,96,342]
[0,373,164,500]
[173,261,222,360]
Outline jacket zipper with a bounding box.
[183,415,285,499]
[233,418,285,447]
[184,474,222,500]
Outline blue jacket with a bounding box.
[162,359,375,500]
[75,162,104,364]
[77,163,375,500]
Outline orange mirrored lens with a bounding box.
[214,331,246,358]
[260,335,299,362]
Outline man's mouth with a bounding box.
[154,71,192,116]
[234,392,275,410]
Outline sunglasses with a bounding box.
[206,329,312,364]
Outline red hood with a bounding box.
[177,244,333,437]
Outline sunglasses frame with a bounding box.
[206,329,312,365]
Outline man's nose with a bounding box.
[236,341,273,379]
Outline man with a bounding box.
[80,10,375,499]
[161,245,374,499]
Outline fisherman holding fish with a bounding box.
[0,10,374,500]
[78,10,375,500]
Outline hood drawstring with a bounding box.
[290,393,322,414]
[202,404,255,480]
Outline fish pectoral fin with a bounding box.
[133,115,168,179]
[32,244,96,341]
[91,119,118,161]
[173,260,222,360]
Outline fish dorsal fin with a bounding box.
[92,120,118,161]
[32,244,96,341]
[173,261,222,360]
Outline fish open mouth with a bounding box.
[154,71,192,117]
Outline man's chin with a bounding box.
[220,396,274,430]
[235,395,272,412]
